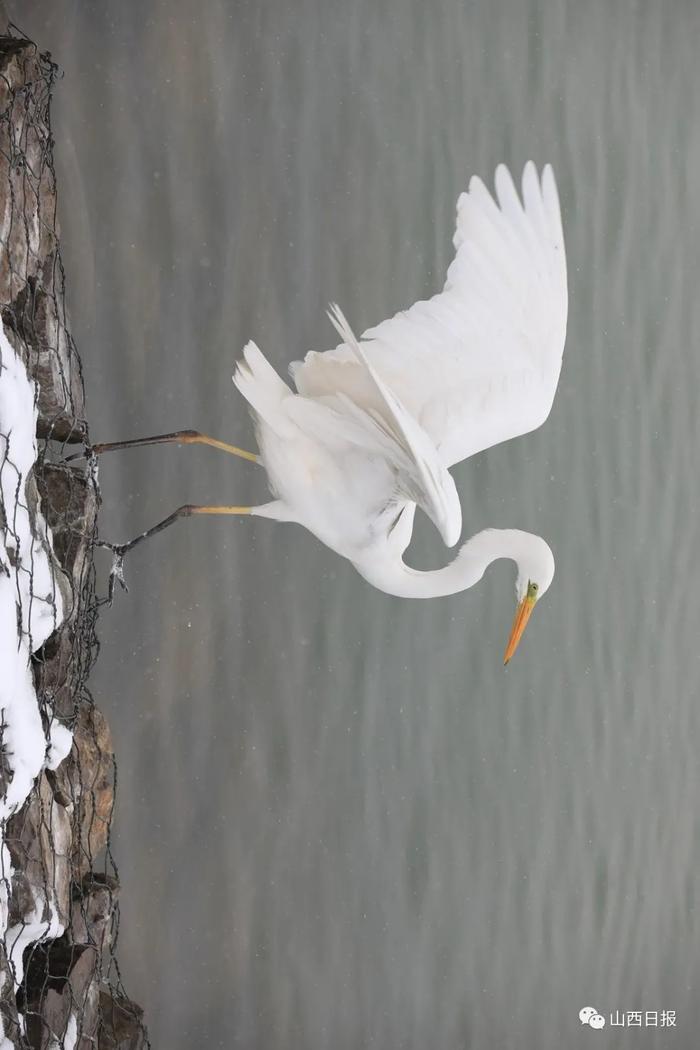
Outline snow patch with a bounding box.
[48,1013,77,1050]
[46,721,74,772]
[0,322,73,1036]
[6,903,64,989]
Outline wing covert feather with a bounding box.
[292,162,568,467]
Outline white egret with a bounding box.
[93,162,567,662]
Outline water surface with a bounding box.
[18,2,700,1047]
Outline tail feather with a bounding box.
[233,341,294,437]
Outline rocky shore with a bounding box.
[0,19,147,1050]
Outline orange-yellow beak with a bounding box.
[503,593,537,665]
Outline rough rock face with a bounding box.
[0,19,147,1050]
[52,702,115,879]
[6,771,72,931]
[0,35,85,443]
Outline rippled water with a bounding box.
[18,1,700,1047]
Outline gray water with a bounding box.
[17,2,700,1047]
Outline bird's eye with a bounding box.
[532,583,538,592]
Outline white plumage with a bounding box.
[291,162,566,467]
[232,161,568,660]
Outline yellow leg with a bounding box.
[103,503,251,561]
[189,505,252,515]
[100,502,253,602]
[91,429,259,464]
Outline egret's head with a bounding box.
[504,534,555,665]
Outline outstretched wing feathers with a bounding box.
[325,302,461,546]
[292,162,568,468]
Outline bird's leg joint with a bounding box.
[96,504,195,604]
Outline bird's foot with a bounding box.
[94,504,199,605]
[95,540,130,606]
[109,548,129,598]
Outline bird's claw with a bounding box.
[110,549,129,593]
[95,541,130,606]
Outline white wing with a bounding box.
[324,302,461,545]
[234,330,462,546]
[291,162,568,468]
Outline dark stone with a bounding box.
[20,937,99,1049]
[32,625,82,720]
[0,945,21,1044]
[36,463,98,589]
[13,875,123,1050]
[31,462,98,716]
[0,21,147,1047]
[50,702,115,877]
[69,874,119,956]
[3,262,87,443]
[5,771,72,930]
[98,993,146,1050]
[0,37,86,441]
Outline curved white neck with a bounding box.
[354,529,540,599]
